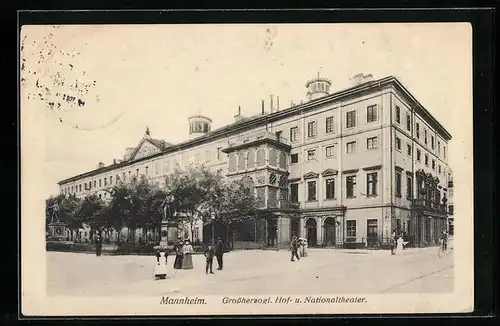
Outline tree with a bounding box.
[106,181,134,241]
[208,178,259,247]
[164,165,220,242]
[78,194,107,233]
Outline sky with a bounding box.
[20,23,473,197]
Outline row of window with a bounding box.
[228,148,287,172]
[290,169,419,203]
[395,105,447,160]
[284,104,379,142]
[395,136,445,174]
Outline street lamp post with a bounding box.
[211,212,216,245]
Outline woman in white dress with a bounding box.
[153,248,168,280]
[395,236,409,255]
[181,240,194,269]
[299,238,308,257]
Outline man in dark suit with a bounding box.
[95,234,102,257]
[215,237,224,270]
[204,244,215,274]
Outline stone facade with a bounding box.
[57,74,453,248]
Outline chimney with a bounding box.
[234,106,244,123]
[97,161,105,169]
[277,96,280,111]
[270,95,274,113]
[261,100,265,114]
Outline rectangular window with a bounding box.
[104,178,107,186]
[407,144,412,156]
[290,183,299,202]
[291,153,299,163]
[110,176,113,185]
[395,171,402,197]
[122,172,126,181]
[425,154,429,166]
[99,179,102,187]
[367,137,378,150]
[346,220,356,239]
[325,179,335,199]
[432,160,436,170]
[346,176,357,198]
[438,141,441,155]
[290,127,299,142]
[145,166,149,176]
[395,106,401,123]
[366,172,378,196]
[431,136,435,149]
[424,130,428,145]
[94,180,97,187]
[307,121,317,138]
[438,165,442,174]
[325,145,335,157]
[417,149,421,161]
[395,137,402,150]
[406,175,413,198]
[217,147,222,160]
[307,149,316,161]
[346,110,356,128]
[307,181,317,201]
[136,169,139,176]
[406,114,411,131]
[79,184,82,192]
[325,116,334,133]
[346,141,356,154]
[275,130,282,141]
[444,146,447,159]
[416,123,420,138]
[367,105,377,123]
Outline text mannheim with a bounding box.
[58,74,455,248]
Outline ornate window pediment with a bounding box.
[303,171,319,179]
[321,168,338,177]
[363,165,382,171]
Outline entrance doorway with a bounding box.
[306,218,317,247]
[323,217,336,246]
[266,218,278,247]
[366,219,378,248]
[290,218,300,239]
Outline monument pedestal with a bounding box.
[48,222,67,241]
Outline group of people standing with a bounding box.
[154,237,226,280]
[290,236,308,262]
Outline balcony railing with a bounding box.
[278,200,300,210]
[227,131,291,148]
[412,198,446,211]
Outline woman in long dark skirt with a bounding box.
[173,238,183,269]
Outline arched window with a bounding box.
[228,154,237,172]
[269,149,278,166]
[279,151,287,168]
[247,150,255,169]
[238,152,246,170]
[256,149,266,167]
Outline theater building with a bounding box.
[57,73,453,248]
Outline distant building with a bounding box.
[58,73,453,248]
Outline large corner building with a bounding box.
[58,73,454,248]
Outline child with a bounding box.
[204,244,215,274]
[154,248,168,280]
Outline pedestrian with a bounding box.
[390,229,396,255]
[395,235,405,255]
[173,238,183,269]
[439,229,448,252]
[154,247,168,280]
[95,234,102,257]
[204,244,215,274]
[290,236,300,262]
[181,239,194,269]
[215,237,224,270]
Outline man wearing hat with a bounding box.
[214,237,224,270]
[172,237,184,269]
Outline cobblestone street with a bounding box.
[47,246,453,297]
